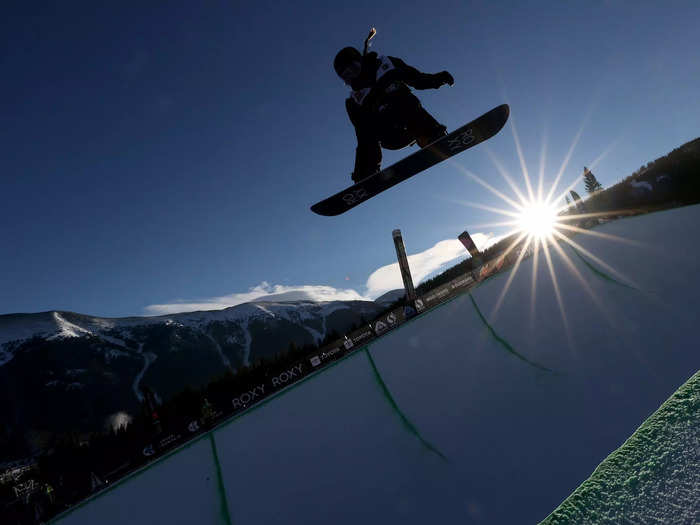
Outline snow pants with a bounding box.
[352,92,446,182]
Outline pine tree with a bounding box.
[583,167,603,194]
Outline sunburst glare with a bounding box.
[516,200,559,239]
[451,117,641,346]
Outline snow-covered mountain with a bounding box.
[0,301,384,364]
[373,289,406,307]
[0,299,385,454]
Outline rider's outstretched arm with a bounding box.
[388,56,454,90]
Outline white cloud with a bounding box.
[143,233,501,315]
[144,282,369,316]
[365,233,499,298]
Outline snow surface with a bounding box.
[132,348,157,403]
[50,205,700,524]
[46,312,93,340]
[543,370,699,524]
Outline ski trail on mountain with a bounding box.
[132,344,158,402]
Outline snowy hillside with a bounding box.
[0,300,382,354]
[48,205,700,524]
[0,299,384,453]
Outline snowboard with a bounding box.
[311,104,510,216]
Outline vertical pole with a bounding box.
[458,230,483,281]
[458,230,480,259]
[392,229,416,303]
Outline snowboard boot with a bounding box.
[352,167,379,184]
[416,124,447,148]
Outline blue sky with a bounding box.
[2,1,698,317]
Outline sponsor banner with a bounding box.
[230,363,310,414]
[421,270,479,308]
[159,433,181,449]
[310,346,345,368]
[450,276,471,289]
[372,309,405,335]
[209,410,224,423]
[351,328,374,345]
[403,304,417,318]
[232,384,266,410]
[142,433,183,457]
[479,256,506,280]
[270,363,305,388]
[424,285,451,306]
[319,346,343,362]
[187,410,225,433]
[374,320,388,335]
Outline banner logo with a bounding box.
[232,384,266,409]
[374,320,387,335]
[342,187,369,205]
[352,330,372,344]
[447,129,475,151]
[321,347,342,360]
[451,277,469,289]
[271,364,304,387]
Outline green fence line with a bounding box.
[209,433,234,525]
[571,247,639,291]
[468,294,555,373]
[364,348,448,462]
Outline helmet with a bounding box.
[333,47,362,77]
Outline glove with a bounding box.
[436,71,454,87]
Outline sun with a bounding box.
[516,200,559,239]
[445,115,642,352]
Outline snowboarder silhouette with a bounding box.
[334,28,454,183]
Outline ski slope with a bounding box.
[51,205,700,524]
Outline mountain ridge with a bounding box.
[0,297,393,456]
